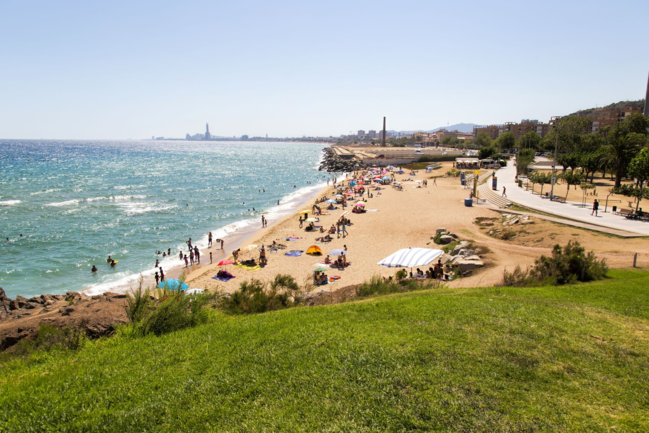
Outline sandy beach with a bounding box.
[181,165,507,293]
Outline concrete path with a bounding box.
[494,159,649,236]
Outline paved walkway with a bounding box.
[494,160,649,236]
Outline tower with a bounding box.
[644,71,649,117]
[205,123,211,140]
[382,117,386,146]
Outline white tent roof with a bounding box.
[377,248,444,268]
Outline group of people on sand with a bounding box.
[413,259,449,280]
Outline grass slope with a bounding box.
[2,270,649,431]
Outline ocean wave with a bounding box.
[0,200,21,206]
[118,202,177,216]
[46,199,81,207]
[112,194,147,201]
[30,189,59,196]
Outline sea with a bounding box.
[0,140,329,298]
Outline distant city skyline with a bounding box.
[0,1,648,139]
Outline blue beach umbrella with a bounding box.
[326,199,337,204]
[157,279,189,291]
[349,181,356,186]
[329,249,347,256]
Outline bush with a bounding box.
[219,274,302,315]
[12,324,86,356]
[135,290,215,337]
[501,241,608,287]
[355,275,444,298]
[417,155,457,163]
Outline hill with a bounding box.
[394,123,478,135]
[569,99,645,118]
[2,269,649,431]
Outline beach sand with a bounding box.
[183,165,510,293]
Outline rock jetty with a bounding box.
[318,147,364,173]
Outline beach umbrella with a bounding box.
[329,249,347,256]
[305,218,318,222]
[299,210,310,214]
[354,202,365,207]
[415,180,422,183]
[382,176,391,180]
[377,248,443,268]
[340,211,348,217]
[335,194,343,198]
[217,260,234,266]
[350,181,356,186]
[314,267,328,272]
[326,199,337,204]
[157,279,189,291]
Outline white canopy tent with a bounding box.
[377,248,444,268]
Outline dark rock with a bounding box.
[15,296,28,308]
[41,294,54,302]
[0,288,6,301]
[28,296,44,305]
[53,295,65,301]
[61,306,75,316]
[24,302,40,310]
[104,292,127,299]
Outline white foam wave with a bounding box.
[46,199,81,207]
[118,202,177,216]
[0,200,21,206]
[112,194,147,201]
[30,189,58,196]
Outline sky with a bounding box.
[0,0,648,139]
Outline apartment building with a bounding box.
[588,107,642,132]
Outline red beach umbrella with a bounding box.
[218,260,234,266]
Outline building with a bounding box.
[204,123,211,140]
[367,130,377,139]
[473,121,551,141]
[357,130,365,138]
[587,107,643,132]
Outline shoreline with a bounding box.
[81,180,335,296]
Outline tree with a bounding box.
[614,113,649,137]
[440,135,454,145]
[516,148,535,176]
[606,132,647,188]
[474,131,492,147]
[561,171,584,201]
[496,131,516,151]
[478,146,497,160]
[517,131,541,151]
[621,147,649,212]
[536,172,552,196]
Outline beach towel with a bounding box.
[285,250,304,257]
[235,263,261,271]
[284,237,301,241]
[366,209,379,212]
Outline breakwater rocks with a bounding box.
[0,287,128,351]
[318,147,364,173]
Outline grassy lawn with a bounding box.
[2,269,649,431]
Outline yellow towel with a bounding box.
[235,263,261,271]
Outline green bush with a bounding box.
[135,290,214,337]
[356,275,444,297]
[417,155,457,163]
[501,241,608,287]
[219,274,302,315]
[11,324,86,357]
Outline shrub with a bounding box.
[219,274,302,315]
[417,155,457,163]
[501,241,607,287]
[356,275,444,298]
[125,280,152,323]
[12,324,86,356]
[135,290,215,337]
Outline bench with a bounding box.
[614,208,633,217]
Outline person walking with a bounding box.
[591,198,599,216]
[502,186,507,198]
[208,232,213,248]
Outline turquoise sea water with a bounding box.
[0,140,327,298]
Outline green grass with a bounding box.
[2,269,649,431]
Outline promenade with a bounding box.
[492,158,649,236]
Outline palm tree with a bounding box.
[604,133,645,188]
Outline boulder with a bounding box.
[456,258,485,273]
[15,296,28,308]
[28,296,44,305]
[521,220,535,225]
[436,228,447,235]
[439,235,453,245]
[0,288,6,302]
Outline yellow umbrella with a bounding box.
[299,210,310,215]
[305,218,318,222]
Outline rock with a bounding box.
[15,296,28,308]
[53,295,65,301]
[24,302,40,310]
[40,294,54,303]
[0,288,6,302]
[439,235,453,245]
[28,296,44,305]
[456,258,485,273]
[60,306,75,316]
[521,220,534,225]
[436,228,447,235]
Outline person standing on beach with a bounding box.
[261,215,265,228]
[591,199,599,216]
[210,252,213,264]
[155,259,159,268]
[208,232,213,248]
[194,246,200,264]
[155,272,160,285]
[299,215,304,228]
[159,268,165,281]
[220,239,224,250]
[184,255,189,268]
[433,177,437,186]
[179,251,183,261]
[189,249,194,266]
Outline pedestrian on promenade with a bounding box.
[502,186,507,198]
[591,199,599,217]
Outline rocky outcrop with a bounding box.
[318,147,364,173]
[0,288,129,352]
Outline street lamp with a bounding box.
[549,116,561,200]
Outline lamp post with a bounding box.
[549,116,561,200]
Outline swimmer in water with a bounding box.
[91,265,97,273]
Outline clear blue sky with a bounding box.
[1,0,647,139]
